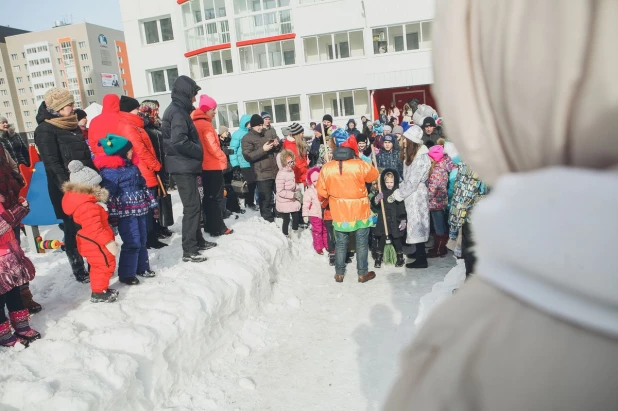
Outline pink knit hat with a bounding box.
[198,94,217,112]
[428,145,444,162]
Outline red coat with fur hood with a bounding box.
[118,112,161,188]
[62,182,116,293]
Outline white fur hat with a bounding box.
[403,125,423,144]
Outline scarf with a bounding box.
[45,114,78,130]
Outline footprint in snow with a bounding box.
[239,377,256,390]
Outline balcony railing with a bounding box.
[235,8,292,42]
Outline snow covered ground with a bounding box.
[0,192,458,411]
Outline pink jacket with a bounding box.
[302,186,322,218]
[276,166,301,213]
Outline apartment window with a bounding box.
[5,112,12,119]
[80,54,89,61]
[2,102,9,107]
[116,45,121,52]
[0,90,7,96]
[238,40,294,72]
[26,48,35,55]
[26,121,33,128]
[188,49,233,78]
[308,89,369,119]
[245,96,300,123]
[84,78,93,84]
[123,79,127,85]
[20,99,27,105]
[10,54,17,61]
[41,57,50,64]
[79,41,86,48]
[143,16,175,44]
[119,56,123,64]
[23,111,30,117]
[56,46,60,52]
[234,3,292,42]
[18,88,25,95]
[27,132,34,139]
[83,66,90,73]
[57,58,62,65]
[215,103,239,128]
[87,90,95,96]
[58,70,64,76]
[37,95,45,101]
[182,1,230,51]
[149,67,178,93]
[0,79,5,85]
[21,52,26,59]
[304,30,364,63]
[16,77,23,84]
[120,68,125,74]
[31,98,35,104]
[372,21,431,54]
[12,65,20,72]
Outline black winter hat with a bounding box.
[356,133,367,143]
[322,114,333,123]
[75,109,87,121]
[120,95,140,113]
[422,117,436,128]
[250,114,264,128]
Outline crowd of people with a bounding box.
[0,74,485,348]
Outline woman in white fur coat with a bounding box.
[387,125,431,269]
[384,0,618,410]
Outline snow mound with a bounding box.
[414,258,466,326]
[0,212,296,411]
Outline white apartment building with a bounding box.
[3,22,134,141]
[120,0,436,131]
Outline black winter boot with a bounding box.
[346,252,354,264]
[374,253,383,268]
[91,288,119,303]
[147,232,168,249]
[66,249,89,283]
[158,227,173,239]
[406,258,428,269]
[328,252,335,266]
[395,253,405,267]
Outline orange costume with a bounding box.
[316,137,378,232]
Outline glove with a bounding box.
[303,217,309,224]
[153,208,160,220]
[387,194,396,203]
[374,192,383,204]
[109,217,119,227]
[105,241,119,257]
[0,202,14,225]
[18,197,28,208]
[399,220,407,231]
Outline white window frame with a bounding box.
[78,41,86,48]
[234,0,292,42]
[303,30,364,63]
[87,90,95,96]
[308,89,370,120]
[188,49,234,79]
[371,20,432,55]
[141,16,175,45]
[213,102,239,129]
[238,39,295,72]
[148,66,179,94]
[245,95,301,124]
[12,65,20,72]
[182,1,230,52]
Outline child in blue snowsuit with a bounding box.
[95,134,158,285]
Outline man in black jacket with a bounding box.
[161,75,215,262]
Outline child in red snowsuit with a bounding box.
[62,160,119,303]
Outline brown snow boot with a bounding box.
[20,285,42,314]
[358,271,376,283]
[427,234,447,258]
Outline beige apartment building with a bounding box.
[1,22,133,142]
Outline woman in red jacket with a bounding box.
[117,96,166,249]
[62,160,119,303]
[191,94,232,237]
[282,122,309,185]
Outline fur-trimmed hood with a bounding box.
[62,182,109,216]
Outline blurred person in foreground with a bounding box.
[384,1,618,410]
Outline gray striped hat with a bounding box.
[289,122,304,136]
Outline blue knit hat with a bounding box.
[331,128,350,147]
[100,134,133,157]
[261,111,271,120]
